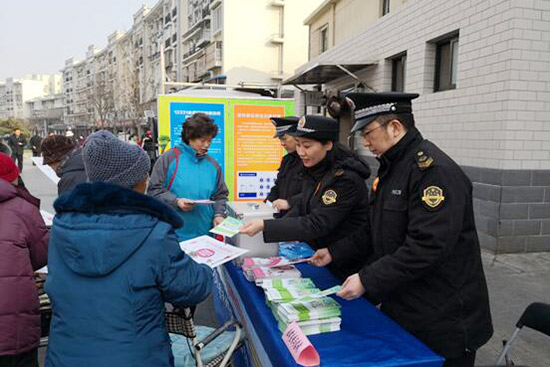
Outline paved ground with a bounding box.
[20,154,549,367]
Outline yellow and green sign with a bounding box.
[158,94,295,201]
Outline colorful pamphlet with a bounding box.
[275,297,341,323]
[256,278,316,289]
[209,217,244,237]
[179,235,248,268]
[189,199,215,205]
[282,322,320,366]
[243,265,301,282]
[278,242,315,260]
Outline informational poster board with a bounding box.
[158,94,294,201]
[169,101,225,172]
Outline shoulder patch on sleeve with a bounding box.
[415,150,434,170]
[421,185,445,210]
[322,189,338,205]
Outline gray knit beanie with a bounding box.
[83,130,150,189]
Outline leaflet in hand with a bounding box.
[32,157,60,184]
[209,217,243,237]
[179,235,248,268]
[189,199,215,205]
[265,285,341,303]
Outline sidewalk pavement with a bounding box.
[20,155,549,367]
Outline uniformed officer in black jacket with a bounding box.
[241,115,371,279]
[265,116,303,217]
[311,93,493,367]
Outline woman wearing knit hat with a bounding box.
[0,153,49,367]
[41,135,87,195]
[44,131,212,367]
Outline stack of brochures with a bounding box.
[242,264,302,282]
[257,277,342,335]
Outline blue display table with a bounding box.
[213,262,444,367]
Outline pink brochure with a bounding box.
[282,322,320,366]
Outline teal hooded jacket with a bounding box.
[45,182,212,367]
[148,141,228,241]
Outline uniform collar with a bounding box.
[378,127,422,171]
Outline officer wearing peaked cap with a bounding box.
[241,115,371,279]
[310,93,493,367]
[265,117,303,217]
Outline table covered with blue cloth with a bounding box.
[212,261,444,367]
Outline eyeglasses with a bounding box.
[360,122,388,138]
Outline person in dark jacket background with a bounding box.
[29,133,42,158]
[265,116,303,217]
[8,128,27,171]
[41,135,87,195]
[45,131,212,367]
[312,93,493,367]
[0,153,49,367]
[241,115,371,279]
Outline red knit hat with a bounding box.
[0,153,20,183]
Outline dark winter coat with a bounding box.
[266,151,303,217]
[45,182,212,367]
[56,148,87,195]
[0,179,49,356]
[30,135,42,154]
[357,127,493,358]
[263,144,371,278]
[8,134,26,155]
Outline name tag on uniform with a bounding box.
[391,189,402,196]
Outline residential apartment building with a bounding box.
[0,76,59,120]
[26,93,65,133]
[287,0,550,253]
[181,0,323,85]
[60,0,321,129]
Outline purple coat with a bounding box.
[0,179,49,356]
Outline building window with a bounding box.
[320,25,328,53]
[381,0,390,16]
[391,53,407,92]
[212,6,223,33]
[435,35,459,92]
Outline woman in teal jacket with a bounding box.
[149,113,228,241]
[45,131,212,367]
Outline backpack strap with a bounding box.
[167,147,181,191]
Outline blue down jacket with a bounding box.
[44,182,212,367]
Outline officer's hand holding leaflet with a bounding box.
[336,274,366,300]
[272,198,290,211]
[310,248,333,267]
[240,219,265,236]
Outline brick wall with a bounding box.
[301,0,550,252]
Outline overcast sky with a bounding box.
[0,1,153,80]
